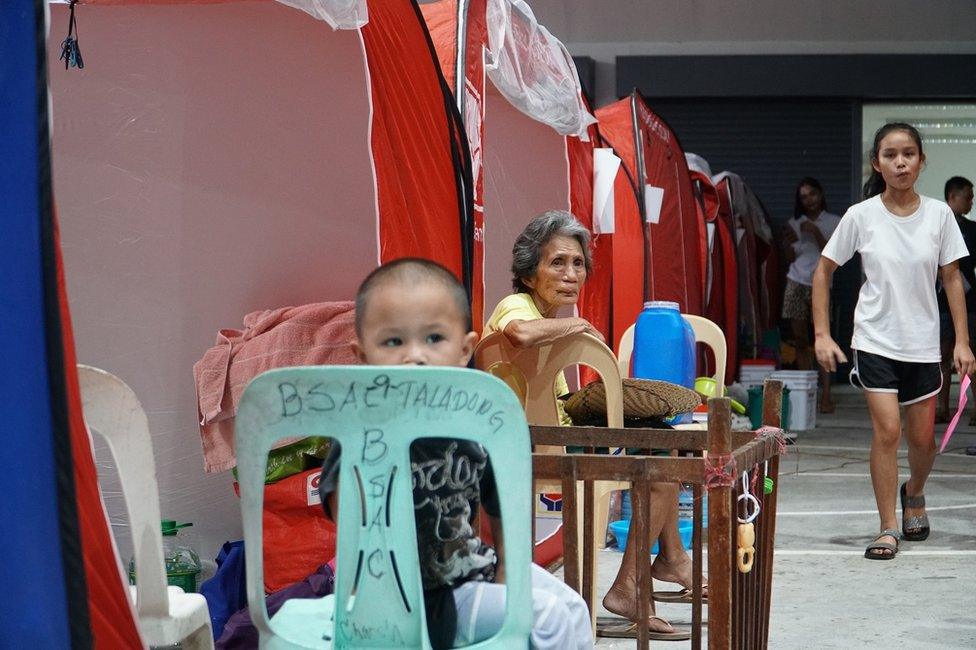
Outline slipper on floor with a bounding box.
[597,616,691,641]
[653,587,708,604]
[863,528,899,560]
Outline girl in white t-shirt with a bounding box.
[812,122,976,560]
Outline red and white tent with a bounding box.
[596,91,707,349]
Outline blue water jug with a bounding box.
[632,301,696,423]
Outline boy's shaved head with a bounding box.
[355,258,472,336]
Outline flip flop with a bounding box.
[863,528,899,560]
[597,616,692,641]
[900,482,930,541]
[653,587,709,604]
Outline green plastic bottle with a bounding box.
[129,520,202,593]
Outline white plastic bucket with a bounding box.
[769,370,818,430]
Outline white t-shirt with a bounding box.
[822,195,968,363]
[786,211,841,286]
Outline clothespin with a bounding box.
[60,0,84,70]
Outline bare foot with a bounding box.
[651,554,708,596]
[602,582,675,634]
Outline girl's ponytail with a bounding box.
[862,169,885,199]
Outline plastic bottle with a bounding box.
[129,520,202,593]
[632,301,696,423]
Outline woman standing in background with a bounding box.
[782,177,841,412]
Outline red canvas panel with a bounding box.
[363,0,467,282]
[633,95,704,317]
[594,98,644,351]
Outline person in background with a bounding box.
[935,176,976,423]
[321,258,593,650]
[813,123,975,560]
[781,177,842,413]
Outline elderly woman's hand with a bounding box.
[503,316,606,349]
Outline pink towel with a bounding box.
[194,301,359,473]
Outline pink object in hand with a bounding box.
[940,374,970,454]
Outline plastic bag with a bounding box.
[485,0,596,139]
[234,467,336,593]
[274,0,367,30]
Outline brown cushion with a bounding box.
[564,377,701,422]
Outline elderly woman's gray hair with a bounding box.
[511,210,592,293]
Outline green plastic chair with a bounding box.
[235,366,534,649]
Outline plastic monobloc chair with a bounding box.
[78,364,214,650]
[234,366,533,649]
[618,314,728,431]
[474,331,627,623]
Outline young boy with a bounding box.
[320,258,593,649]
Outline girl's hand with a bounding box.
[815,335,848,373]
[954,343,976,377]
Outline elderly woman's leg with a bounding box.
[602,481,680,632]
[650,486,702,594]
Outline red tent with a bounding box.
[713,172,781,363]
[596,91,706,349]
[45,0,474,644]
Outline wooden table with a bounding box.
[530,381,785,649]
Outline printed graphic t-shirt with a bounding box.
[320,439,500,648]
[822,195,968,362]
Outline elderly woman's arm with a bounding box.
[503,317,606,348]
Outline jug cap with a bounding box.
[643,300,679,311]
[161,520,193,536]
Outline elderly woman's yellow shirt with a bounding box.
[485,292,573,425]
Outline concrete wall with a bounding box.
[528,0,976,104]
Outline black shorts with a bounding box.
[849,350,942,405]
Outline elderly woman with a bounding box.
[485,210,694,641]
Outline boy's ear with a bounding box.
[459,331,479,366]
[351,338,368,364]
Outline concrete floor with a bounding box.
[586,383,976,649]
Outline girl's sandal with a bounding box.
[900,482,930,541]
[863,529,899,560]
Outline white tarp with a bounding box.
[273,0,367,29]
[485,0,596,140]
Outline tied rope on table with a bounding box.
[703,452,736,489]
[755,425,788,456]
[60,0,84,70]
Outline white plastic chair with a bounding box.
[78,364,214,650]
[617,314,727,431]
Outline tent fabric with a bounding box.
[3,2,142,647]
[421,0,489,326]
[569,101,612,346]
[484,0,596,139]
[596,93,706,348]
[71,0,367,27]
[714,172,780,361]
[362,0,473,290]
[704,175,740,386]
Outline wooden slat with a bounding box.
[530,424,755,450]
[692,479,704,650]
[633,477,652,648]
[707,398,733,650]
[560,461,580,594]
[532,453,704,484]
